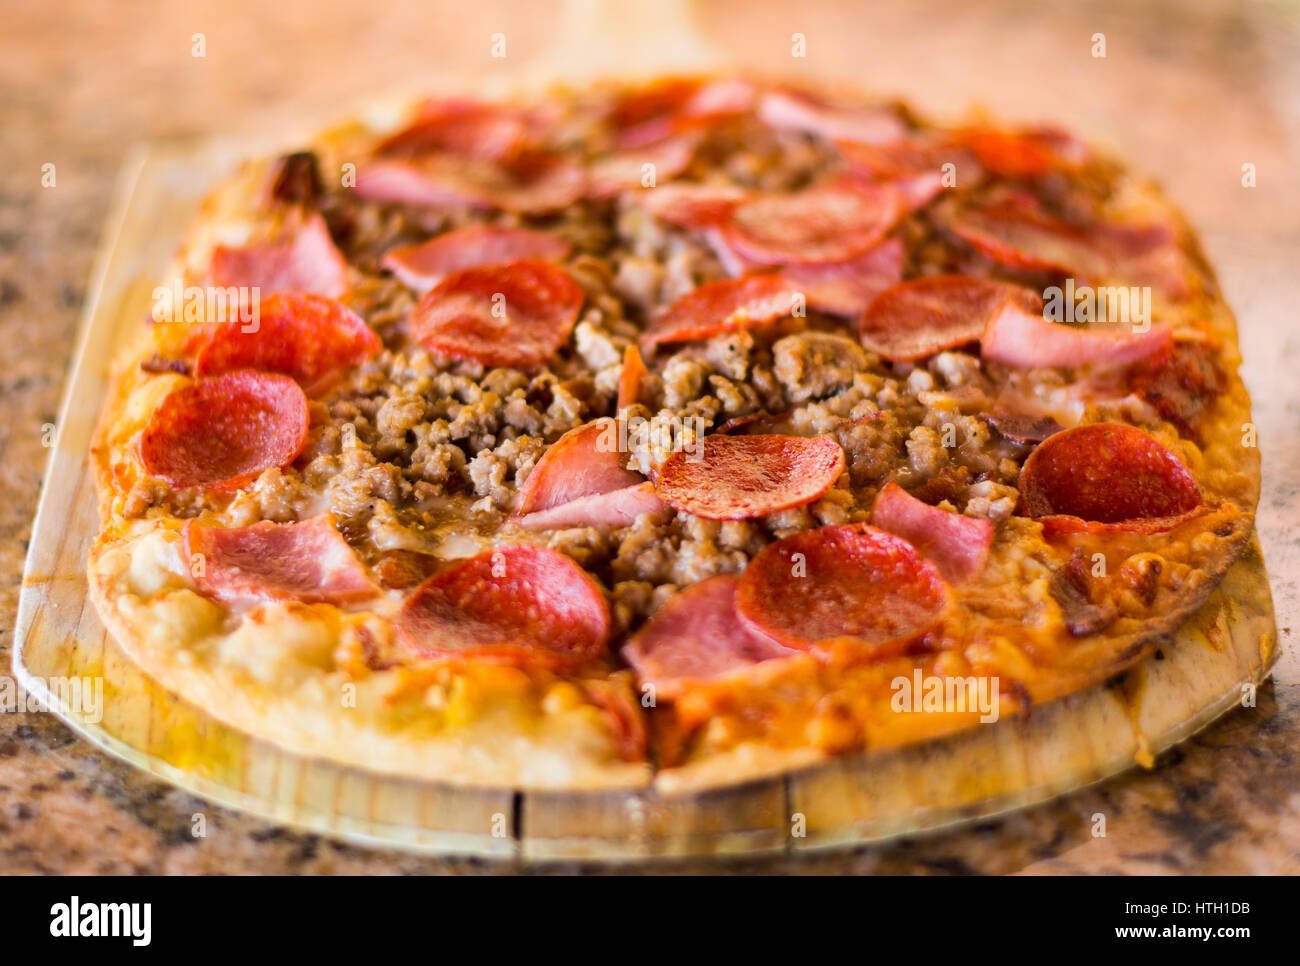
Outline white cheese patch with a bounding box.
[437,532,487,559]
[138,590,223,654]
[215,605,337,688]
[125,529,192,598]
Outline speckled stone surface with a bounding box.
[1,0,1297,874]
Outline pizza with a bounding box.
[87,76,1260,792]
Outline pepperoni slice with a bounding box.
[617,344,650,410]
[185,515,378,607]
[655,433,844,520]
[640,275,800,348]
[517,482,665,531]
[514,419,643,516]
[411,259,584,368]
[981,301,1172,369]
[382,225,572,292]
[735,523,949,656]
[1019,423,1202,531]
[210,214,347,298]
[139,370,309,490]
[869,481,993,583]
[621,576,796,697]
[193,292,381,393]
[722,182,901,265]
[859,275,1042,361]
[394,545,611,669]
[779,238,903,317]
[586,133,701,199]
[756,89,907,145]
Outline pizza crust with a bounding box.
[88,524,650,790]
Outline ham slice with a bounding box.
[185,515,378,607]
[778,238,903,317]
[516,482,664,530]
[355,154,586,214]
[887,169,946,214]
[373,98,532,162]
[837,138,977,215]
[757,89,907,145]
[869,481,993,583]
[355,157,491,208]
[514,418,644,516]
[680,78,756,119]
[981,301,1172,369]
[621,575,796,698]
[1099,223,1195,301]
[210,214,347,298]
[381,225,572,292]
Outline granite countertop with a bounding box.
[1,0,1297,874]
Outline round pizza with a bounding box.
[87,76,1259,792]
